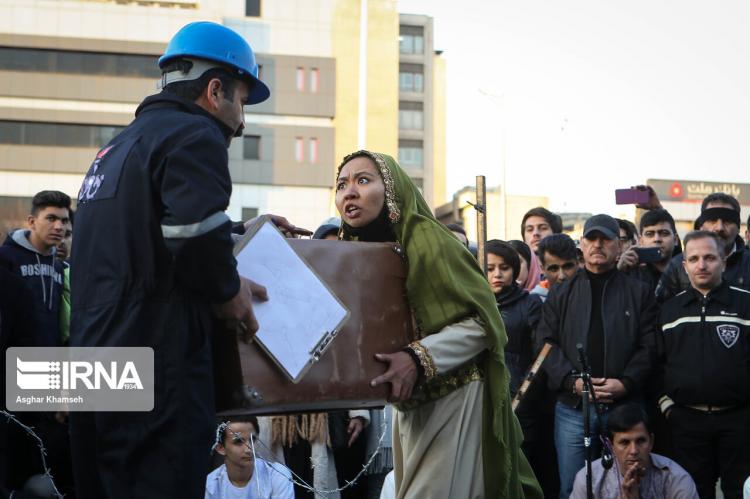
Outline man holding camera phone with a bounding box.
[618,209,678,293]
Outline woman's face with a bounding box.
[335,156,386,228]
[516,256,529,285]
[487,253,514,294]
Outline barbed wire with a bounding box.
[221,409,389,497]
[3,407,388,498]
[1,410,64,499]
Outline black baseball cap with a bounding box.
[583,214,619,240]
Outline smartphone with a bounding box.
[615,188,650,205]
[633,247,662,263]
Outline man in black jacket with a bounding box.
[657,230,750,499]
[618,209,678,293]
[537,214,657,499]
[69,22,272,499]
[657,193,750,302]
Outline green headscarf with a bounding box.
[337,150,542,498]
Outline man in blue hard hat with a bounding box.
[68,22,276,498]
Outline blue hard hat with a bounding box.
[159,21,270,104]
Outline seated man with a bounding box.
[207,416,294,499]
[571,403,698,499]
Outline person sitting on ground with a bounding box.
[570,403,698,499]
[207,415,294,499]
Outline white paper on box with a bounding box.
[234,220,349,382]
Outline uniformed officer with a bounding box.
[69,22,271,498]
[657,230,750,499]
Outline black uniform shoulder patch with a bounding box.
[77,139,135,203]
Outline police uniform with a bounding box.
[68,22,270,499]
[657,282,750,499]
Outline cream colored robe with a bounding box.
[393,317,490,499]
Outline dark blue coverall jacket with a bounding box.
[69,92,240,499]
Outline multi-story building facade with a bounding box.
[1,0,449,236]
[397,13,446,207]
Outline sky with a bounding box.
[396,0,750,215]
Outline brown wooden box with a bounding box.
[214,239,415,416]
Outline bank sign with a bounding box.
[648,179,750,205]
[6,347,154,411]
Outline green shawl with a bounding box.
[337,151,542,498]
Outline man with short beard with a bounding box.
[657,231,750,499]
[657,193,750,301]
[537,214,657,498]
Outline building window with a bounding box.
[310,68,319,93]
[400,25,424,54]
[399,63,424,92]
[245,0,260,16]
[295,137,304,162]
[296,67,305,92]
[309,138,319,163]
[242,207,259,221]
[398,139,423,167]
[0,47,160,78]
[398,101,423,130]
[243,135,261,160]
[0,120,124,148]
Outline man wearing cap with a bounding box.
[657,192,750,302]
[536,214,657,498]
[656,230,750,499]
[69,22,273,498]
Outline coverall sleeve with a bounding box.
[157,127,240,304]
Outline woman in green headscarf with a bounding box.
[334,150,542,498]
